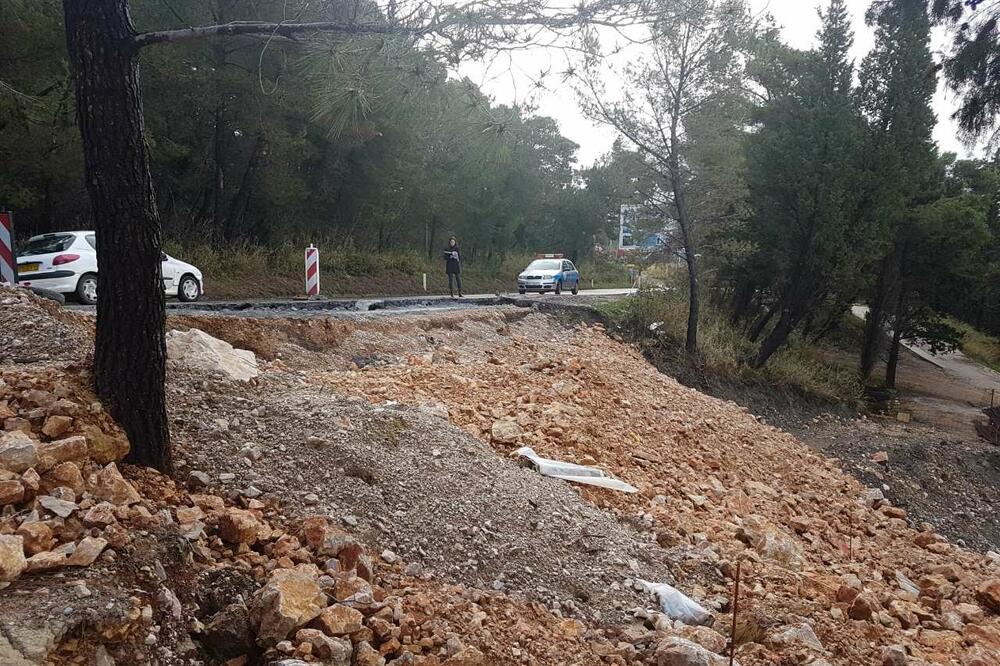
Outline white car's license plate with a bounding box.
[18,263,40,273]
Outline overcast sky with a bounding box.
[460,0,980,167]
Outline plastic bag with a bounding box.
[637,579,713,626]
[515,447,638,493]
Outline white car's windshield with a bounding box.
[526,260,561,271]
[23,234,75,255]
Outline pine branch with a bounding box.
[133,21,409,49]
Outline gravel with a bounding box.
[169,369,678,624]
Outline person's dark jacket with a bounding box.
[443,246,461,274]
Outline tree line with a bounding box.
[580,0,1000,388]
[1,0,628,264]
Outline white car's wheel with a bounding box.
[76,273,98,305]
[177,274,201,302]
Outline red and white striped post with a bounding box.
[0,210,15,285]
[304,244,320,296]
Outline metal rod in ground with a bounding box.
[729,559,741,666]
[849,511,853,561]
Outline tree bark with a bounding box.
[728,279,755,327]
[884,284,909,389]
[63,0,171,471]
[668,119,697,353]
[860,252,897,381]
[753,305,805,368]
[884,324,903,389]
[748,299,779,342]
[679,219,699,354]
[426,215,437,262]
[211,26,228,236]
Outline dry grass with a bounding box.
[946,318,1000,372]
[599,288,863,404]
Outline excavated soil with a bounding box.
[3,286,1000,666]
[168,372,679,625]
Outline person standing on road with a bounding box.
[443,236,463,298]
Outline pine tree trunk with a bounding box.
[753,310,801,368]
[860,253,897,381]
[426,216,437,262]
[885,325,903,389]
[683,239,700,354]
[748,300,779,342]
[728,280,755,327]
[670,158,698,353]
[63,0,171,471]
[884,284,909,389]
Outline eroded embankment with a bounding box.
[207,304,1000,666]
[2,286,999,665]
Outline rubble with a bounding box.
[251,567,328,646]
[2,287,1000,665]
[311,308,1000,665]
[977,579,1000,613]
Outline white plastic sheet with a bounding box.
[637,579,713,626]
[515,447,638,493]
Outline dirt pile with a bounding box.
[308,309,1000,665]
[0,289,639,665]
[167,375,679,625]
[4,284,1000,665]
[0,287,93,365]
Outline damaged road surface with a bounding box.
[2,285,1000,665]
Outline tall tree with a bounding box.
[578,0,756,353]
[857,0,938,381]
[742,0,875,367]
[882,190,988,387]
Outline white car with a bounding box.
[16,231,203,305]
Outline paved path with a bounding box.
[851,305,1000,396]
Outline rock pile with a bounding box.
[319,312,1000,665]
[0,370,132,581]
[4,285,999,665]
[0,286,93,365]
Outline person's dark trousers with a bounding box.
[448,273,462,297]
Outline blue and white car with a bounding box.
[517,255,580,295]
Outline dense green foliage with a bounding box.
[712,0,1000,384]
[5,0,1000,388]
[737,0,874,368]
[1,0,627,264]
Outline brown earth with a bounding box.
[2,285,1000,665]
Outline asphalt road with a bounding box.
[64,288,637,318]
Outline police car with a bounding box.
[516,254,580,295]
